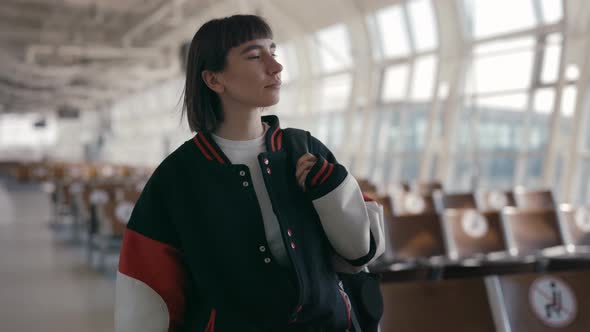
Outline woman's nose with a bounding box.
[267,56,283,76]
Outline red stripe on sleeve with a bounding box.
[119,229,187,331]
[318,163,334,185]
[311,159,328,187]
[193,135,213,161]
[205,309,217,332]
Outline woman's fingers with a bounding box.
[297,169,311,191]
[296,153,318,191]
[295,160,316,179]
[296,153,317,168]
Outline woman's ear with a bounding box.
[201,70,225,94]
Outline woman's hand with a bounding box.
[296,153,318,191]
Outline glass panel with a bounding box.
[330,114,346,151]
[400,154,420,182]
[371,110,399,183]
[476,93,528,150]
[315,115,330,146]
[479,154,517,189]
[530,88,554,150]
[540,0,564,24]
[316,74,352,112]
[466,0,536,39]
[471,49,534,94]
[314,24,353,74]
[553,154,564,199]
[476,93,528,112]
[403,104,429,150]
[274,85,302,115]
[410,55,437,101]
[407,0,438,52]
[559,85,577,136]
[376,5,410,58]
[275,43,298,83]
[566,65,580,81]
[382,64,409,102]
[451,157,474,192]
[533,88,555,114]
[541,39,561,84]
[347,111,365,173]
[455,104,475,150]
[524,154,544,188]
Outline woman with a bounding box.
[115,14,384,332]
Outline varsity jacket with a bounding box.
[115,115,385,332]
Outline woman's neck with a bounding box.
[214,101,264,141]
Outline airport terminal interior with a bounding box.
[1,0,590,331]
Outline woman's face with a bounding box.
[217,38,283,108]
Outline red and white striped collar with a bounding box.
[192,115,284,165]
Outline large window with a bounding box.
[451,1,565,191]
[463,0,563,39]
[364,0,439,188]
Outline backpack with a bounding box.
[283,128,384,332]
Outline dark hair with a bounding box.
[182,15,273,133]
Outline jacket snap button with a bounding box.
[287,229,293,237]
[239,170,246,176]
[264,158,269,165]
[242,181,249,187]
[264,257,271,264]
[266,168,271,175]
[290,242,296,249]
[259,245,266,252]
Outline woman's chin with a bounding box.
[259,96,280,107]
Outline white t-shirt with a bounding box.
[211,124,289,266]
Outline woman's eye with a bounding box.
[247,55,261,60]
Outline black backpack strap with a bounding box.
[282,128,312,166]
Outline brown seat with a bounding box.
[442,209,508,260]
[514,188,556,210]
[501,208,565,257]
[477,190,516,210]
[370,213,445,282]
[493,270,590,331]
[441,209,538,279]
[387,213,446,261]
[380,278,496,332]
[435,192,477,211]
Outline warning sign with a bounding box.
[404,194,426,214]
[461,210,488,238]
[529,276,577,328]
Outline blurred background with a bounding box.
[1,0,590,331]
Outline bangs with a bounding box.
[219,15,274,51]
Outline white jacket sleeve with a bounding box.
[304,140,386,273]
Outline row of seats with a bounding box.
[0,160,153,273]
[380,269,590,331]
[358,181,590,331]
[359,180,590,283]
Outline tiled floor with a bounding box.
[0,179,115,332]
